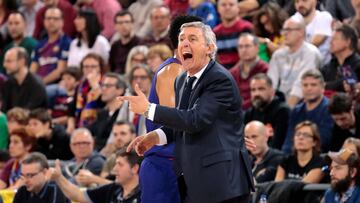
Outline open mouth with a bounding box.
[183,52,193,60]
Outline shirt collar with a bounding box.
[187,63,208,80]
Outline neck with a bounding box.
[122,177,139,198]
[306,95,323,111]
[107,99,123,112]
[44,128,53,139]
[255,147,269,163]
[15,67,28,85]
[82,32,88,43]
[356,10,360,20]
[14,36,24,46]
[222,17,239,27]
[303,9,316,25]
[120,33,133,44]
[34,181,47,194]
[335,49,353,65]
[48,32,60,42]
[297,150,313,165]
[289,41,304,53]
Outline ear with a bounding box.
[132,164,140,174]
[350,168,357,179]
[207,44,215,58]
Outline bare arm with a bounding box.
[274,166,285,182]
[30,62,39,74]
[43,60,67,84]
[238,0,259,14]
[302,168,323,183]
[287,95,300,109]
[311,35,327,47]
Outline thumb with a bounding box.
[134,84,145,97]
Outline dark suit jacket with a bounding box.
[153,60,254,203]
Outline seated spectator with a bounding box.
[187,0,218,28]
[0,128,36,189]
[214,0,253,69]
[77,0,121,40]
[48,148,141,203]
[50,67,81,126]
[77,122,136,187]
[6,107,29,134]
[27,108,73,160]
[0,0,18,52]
[124,45,148,76]
[253,2,288,58]
[67,9,110,68]
[345,0,360,51]
[0,12,38,73]
[89,73,129,150]
[244,121,284,183]
[146,44,172,73]
[65,128,105,180]
[33,0,76,40]
[67,53,105,132]
[325,0,354,22]
[323,148,360,203]
[0,150,10,174]
[30,7,72,85]
[230,33,268,110]
[321,24,360,94]
[282,69,334,153]
[244,73,290,150]
[275,121,323,183]
[13,152,70,203]
[267,16,321,108]
[18,0,44,37]
[2,47,47,113]
[109,11,143,74]
[142,6,172,48]
[329,93,360,152]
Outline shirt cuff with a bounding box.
[147,103,157,121]
[155,129,167,145]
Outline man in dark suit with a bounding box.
[123,21,254,203]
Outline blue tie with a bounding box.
[179,76,196,110]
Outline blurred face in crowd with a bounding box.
[178,26,213,75]
[21,162,47,194]
[217,0,239,22]
[250,78,274,109]
[295,0,316,17]
[260,14,274,34]
[115,14,134,38]
[150,7,171,36]
[293,126,316,152]
[330,31,351,55]
[81,57,101,78]
[7,13,26,41]
[61,73,78,92]
[131,68,151,95]
[7,119,24,134]
[9,135,29,159]
[352,0,360,10]
[244,123,268,157]
[101,76,124,103]
[27,119,50,138]
[70,131,94,162]
[113,124,135,149]
[330,161,355,194]
[44,8,63,35]
[189,0,204,8]
[282,19,304,47]
[44,0,59,7]
[130,53,146,67]
[237,35,259,63]
[74,15,86,33]
[301,76,324,104]
[331,112,355,130]
[112,156,138,186]
[22,0,38,7]
[3,49,24,76]
[147,53,164,72]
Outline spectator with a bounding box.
[230,33,268,110]
[127,0,163,38]
[244,73,290,150]
[48,148,141,203]
[13,152,70,203]
[6,107,29,134]
[33,0,76,40]
[187,0,218,28]
[142,5,172,49]
[30,7,72,85]
[89,72,129,151]
[67,53,105,132]
[325,0,354,22]
[0,0,18,48]
[2,47,47,113]
[128,64,153,136]
[275,121,323,183]
[328,93,360,152]
[213,0,253,69]
[67,9,110,68]
[244,121,284,183]
[282,69,334,153]
[146,44,172,73]
[321,24,360,94]
[27,108,73,160]
[77,0,121,40]
[0,12,37,74]
[345,0,360,51]
[109,10,143,74]
[292,0,332,63]
[253,2,288,58]
[267,17,321,108]
[323,148,360,203]
[0,128,36,189]
[65,128,105,180]
[124,45,148,75]
[18,0,44,36]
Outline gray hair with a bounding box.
[71,128,94,142]
[180,21,217,59]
